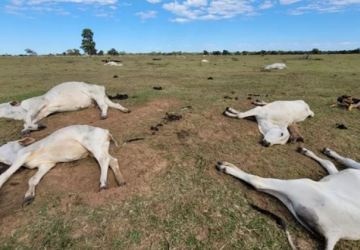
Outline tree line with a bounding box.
[5,28,360,56]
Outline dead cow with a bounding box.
[0,125,126,205]
[251,100,304,143]
[0,82,130,135]
[336,95,360,111]
[264,63,287,71]
[223,100,314,146]
[217,147,360,250]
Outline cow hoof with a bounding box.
[37,124,47,130]
[322,148,331,155]
[118,181,126,186]
[22,196,34,206]
[99,185,108,191]
[100,115,107,120]
[216,161,225,172]
[297,147,306,154]
[124,109,131,113]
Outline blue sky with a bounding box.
[1,0,360,54]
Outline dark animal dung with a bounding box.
[124,137,145,144]
[153,86,163,90]
[150,126,159,131]
[207,77,213,80]
[113,75,118,78]
[164,112,182,122]
[336,123,348,130]
[108,94,129,100]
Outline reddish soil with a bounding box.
[0,99,177,218]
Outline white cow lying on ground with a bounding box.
[217,147,360,250]
[264,63,287,70]
[0,125,125,205]
[224,100,314,146]
[0,82,130,135]
[104,61,123,66]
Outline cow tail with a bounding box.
[249,203,297,250]
[109,133,119,147]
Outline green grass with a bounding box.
[0,54,360,249]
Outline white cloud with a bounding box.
[279,0,302,5]
[259,0,274,9]
[163,0,255,22]
[288,0,360,15]
[5,0,118,16]
[11,0,117,5]
[5,0,360,19]
[136,10,157,19]
[159,0,360,21]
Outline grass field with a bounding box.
[0,54,359,249]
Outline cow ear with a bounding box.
[18,137,36,146]
[9,101,20,106]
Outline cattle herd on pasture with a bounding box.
[0,61,359,250]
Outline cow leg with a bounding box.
[0,153,30,189]
[298,148,338,175]
[323,148,360,169]
[92,96,109,119]
[325,236,339,250]
[109,156,126,186]
[95,155,110,190]
[105,96,130,113]
[224,106,260,119]
[23,163,55,205]
[21,103,49,135]
[216,161,289,191]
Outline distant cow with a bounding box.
[104,61,123,66]
[0,82,130,135]
[0,125,125,205]
[223,100,314,146]
[264,63,287,70]
[217,147,360,250]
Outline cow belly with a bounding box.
[25,141,89,167]
[47,95,93,112]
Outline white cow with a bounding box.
[0,82,130,135]
[0,125,125,205]
[223,100,314,146]
[217,147,360,250]
[104,61,123,66]
[264,63,287,70]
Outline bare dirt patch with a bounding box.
[0,99,178,222]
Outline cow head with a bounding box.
[0,101,26,120]
[0,137,35,165]
[262,127,290,147]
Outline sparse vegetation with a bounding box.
[0,55,359,249]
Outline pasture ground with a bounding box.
[0,54,359,249]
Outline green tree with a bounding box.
[97,50,104,56]
[65,49,80,56]
[311,48,321,54]
[107,48,119,56]
[25,48,37,56]
[81,28,97,55]
[222,50,231,55]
